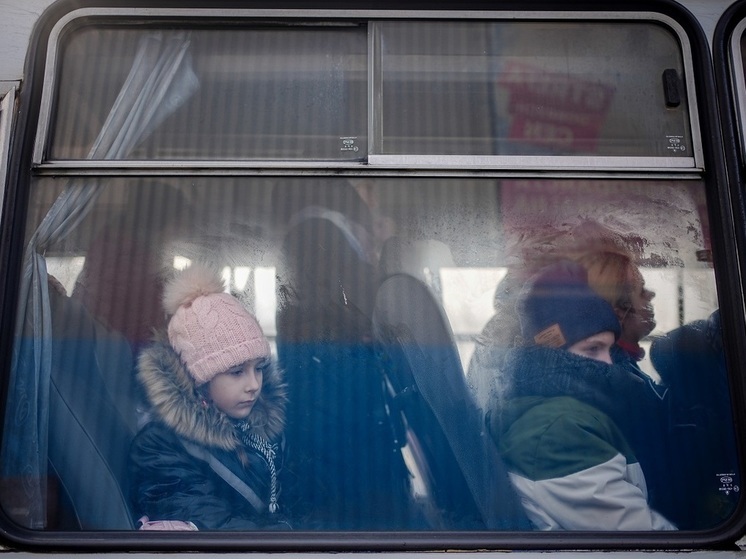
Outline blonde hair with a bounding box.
[572,250,636,311]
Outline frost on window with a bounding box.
[2,175,735,532]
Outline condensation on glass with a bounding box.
[49,25,368,160]
[4,174,734,532]
[46,19,693,163]
[0,11,739,539]
[377,21,691,158]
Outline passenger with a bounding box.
[129,263,291,530]
[272,180,416,529]
[566,242,733,529]
[72,182,193,354]
[649,310,740,529]
[272,179,379,342]
[572,249,658,368]
[569,249,680,519]
[467,267,530,411]
[486,260,675,531]
[468,222,659,411]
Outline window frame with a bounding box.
[724,14,746,174]
[32,8,704,172]
[0,0,744,552]
[0,86,16,222]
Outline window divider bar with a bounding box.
[368,22,382,157]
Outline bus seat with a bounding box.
[47,289,137,529]
[379,237,455,298]
[275,183,416,529]
[372,273,530,530]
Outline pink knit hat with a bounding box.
[164,263,270,386]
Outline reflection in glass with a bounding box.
[1,176,736,532]
[379,22,691,157]
[50,27,367,161]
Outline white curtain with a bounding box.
[2,32,198,528]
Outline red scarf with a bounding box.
[616,339,645,361]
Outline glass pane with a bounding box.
[0,88,14,219]
[736,32,746,155]
[2,176,736,533]
[49,26,367,160]
[379,21,692,157]
[739,30,746,87]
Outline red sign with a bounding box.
[497,61,615,152]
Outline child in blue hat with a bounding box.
[487,260,675,531]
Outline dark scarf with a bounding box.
[495,345,671,508]
[493,346,670,468]
[499,346,656,423]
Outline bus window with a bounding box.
[6,174,732,533]
[47,26,367,162]
[40,19,699,169]
[0,87,14,221]
[722,14,746,164]
[0,2,743,552]
[376,21,693,161]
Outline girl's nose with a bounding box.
[245,368,260,391]
[599,349,613,365]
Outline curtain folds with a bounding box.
[1,32,198,528]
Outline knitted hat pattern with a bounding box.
[164,263,270,386]
[519,260,621,350]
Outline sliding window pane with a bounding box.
[49,26,367,161]
[379,21,692,158]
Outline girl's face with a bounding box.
[207,358,265,419]
[567,331,615,364]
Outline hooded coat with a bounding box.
[129,335,289,530]
[486,345,675,531]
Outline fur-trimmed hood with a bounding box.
[137,332,287,452]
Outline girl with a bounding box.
[129,263,289,530]
[486,260,675,531]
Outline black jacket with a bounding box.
[649,311,740,529]
[129,335,289,530]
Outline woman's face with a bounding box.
[567,331,616,364]
[618,267,656,344]
[208,358,265,419]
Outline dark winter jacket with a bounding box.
[129,335,289,530]
[649,311,740,529]
[487,346,675,530]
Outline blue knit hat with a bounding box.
[519,260,621,349]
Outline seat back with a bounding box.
[47,291,137,529]
[275,187,416,529]
[379,237,455,300]
[372,273,530,530]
